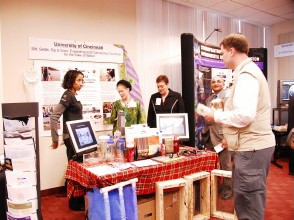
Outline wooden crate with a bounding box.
[184,171,210,220]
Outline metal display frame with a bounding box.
[2,102,42,220]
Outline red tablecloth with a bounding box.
[65,150,218,198]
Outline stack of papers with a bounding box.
[6,171,37,187]
[7,198,37,216]
[3,117,38,219]
[131,159,160,167]
[87,165,120,176]
[151,155,184,163]
[6,212,37,220]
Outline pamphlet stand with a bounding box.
[2,102,42,220]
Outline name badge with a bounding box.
[128,102,137,108]
[155,98,161,105]
[75,94,81,102]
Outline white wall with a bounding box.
[0,0,137,190]
[0,17,3,154]
[267,19,294,110]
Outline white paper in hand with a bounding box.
[214,143,224,153]
[196,103,211,116]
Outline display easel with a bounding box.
[2,102,42,220]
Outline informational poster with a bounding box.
[28,37,143,136]
[28,38,124,136]
[274,42,294,58]
[193,38,233,146]
[248,48,268,79]
[33,60,120,136]
[28,37,123,63]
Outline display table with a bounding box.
[65,149,218,198]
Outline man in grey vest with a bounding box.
[204,33,275,220]
[206,76,232,200]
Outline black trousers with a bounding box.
[289,148,294,174]
[64,138,85,210]
[0,172,7,219]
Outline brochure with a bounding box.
[6,212,37,220]
[7,185,37,202]
[7,199,37,216]
[5,157,36,172]
[5,171,37,187]
[4,145,36,159]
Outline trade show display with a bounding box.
[65,148,218,196]
[181,33,268,147]
[181,33,231,147]
[248,48,268,79]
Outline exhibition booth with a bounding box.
[0,17,293,220]
[1,32,294,219]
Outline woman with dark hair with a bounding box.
[50,69,85,211]
[147,75,185,128]
[109,79,145,133]
[50,70,84,156]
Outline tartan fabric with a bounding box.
[65,150,218,198]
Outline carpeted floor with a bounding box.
[264,157,294,220]
[41,157,294,220]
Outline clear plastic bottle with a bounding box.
[98,135,109,161]
[106,137,115,162]
[116,137,126,162]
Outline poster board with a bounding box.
[28,38,125,136]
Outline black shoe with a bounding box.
[70,206,85,211]
[69,196,85,211]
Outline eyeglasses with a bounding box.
[157,85,166,89]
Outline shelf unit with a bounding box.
[2,102,42,220]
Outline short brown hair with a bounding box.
[220,33,249,54]
[156,75,169,84]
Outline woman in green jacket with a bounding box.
[109,80,145,133]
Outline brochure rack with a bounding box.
[2,102,42,220]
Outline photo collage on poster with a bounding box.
[33,60,121,136]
